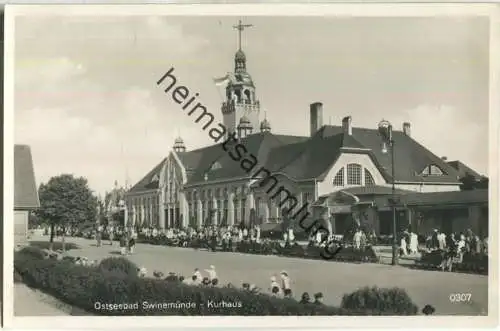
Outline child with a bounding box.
[270,276,281,296]
[299,292,311,304]
[205,265,218,286]
[120,235,127,255]
[313,292,324,305]
[129,233,136,254]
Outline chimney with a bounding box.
[342,116,352,135]
[403,122,411,136]
[310,102,323,137]
[441,156,448,161]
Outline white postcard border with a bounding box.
[3,3,499,329]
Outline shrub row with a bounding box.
[14,247,419,316]
[136,237,379,263]
[416,250,488,275]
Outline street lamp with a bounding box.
[378,120,399,266]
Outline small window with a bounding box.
[347,163,362,185]
[151,174,159,183]
[421,164,444,176]
[333,168,345,187]
[364,169,375,186]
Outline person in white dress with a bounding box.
[437,231,447,250]
[270,276,281,296]
[353,230,362,250]
[409,232,419,255]
[400,235,408,256]
[192,268,203,285]
[288,227,295,243]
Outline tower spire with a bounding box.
[233,19,253,51]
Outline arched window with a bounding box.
[421,164,444,176]
[210,162,222,171]
[347,163,362,185]
[364,169,375,186]
[333,168,344,187]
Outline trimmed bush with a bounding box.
[14,269,23,283]
[14,250,417,316]
[341,286,418,315]
[19,246,48,260]
[98,257,139,277]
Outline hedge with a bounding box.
[341,286,418,315]
[416,250,488,274]
[134,236,379,263]
[14,248,418,316]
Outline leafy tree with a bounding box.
[36,174,98,251]
[460,172,489,191]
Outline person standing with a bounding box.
[108,224,114,246]
[313,292,324,305]
[299,292,311,304]
[96,223,103,247]
[120,233,127,255]
[205,265,218,286]
[280,271,292,298]
[270,276,281,297]
[409,231,418,255]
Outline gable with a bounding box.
[14,145,40,209]
[128,158,166,193]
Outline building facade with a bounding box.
[14,145,40,245]
[125,35,471,232]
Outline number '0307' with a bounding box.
[449,293,472,302]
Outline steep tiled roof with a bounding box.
[403,189,488,206]
[447,160,484,180]
[338,185,415,196]
[132,123,462,190]
[14,145,40,209]
[128,158,166,193]
[373,189,488,209]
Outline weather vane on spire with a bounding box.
[233,19,253,51]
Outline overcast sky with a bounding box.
[14,15,489,195]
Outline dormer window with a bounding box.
[421,164,444,176]
[151,174,159,183]
[210,161,222,171]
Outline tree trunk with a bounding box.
[61,225,66,252]
[49,223,55,251]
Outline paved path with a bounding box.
[14,283,69,316]
[31,236,488,316]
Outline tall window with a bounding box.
[333,168,345,187]
[347,163,362,185]
[364,169,375,186]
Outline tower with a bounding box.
[221,20,260,138]
[173,137,186,153]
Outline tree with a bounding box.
[460,172,489,191]
[36,174,98,251]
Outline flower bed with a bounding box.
[14,247,418,316]
[416,250,488,275]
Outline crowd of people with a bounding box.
[421,228,487,271]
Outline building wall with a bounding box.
[14,210,28,246]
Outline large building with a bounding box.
[14,145,40,245]
[125,31,476,232]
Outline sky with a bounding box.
[14,15,490,195]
